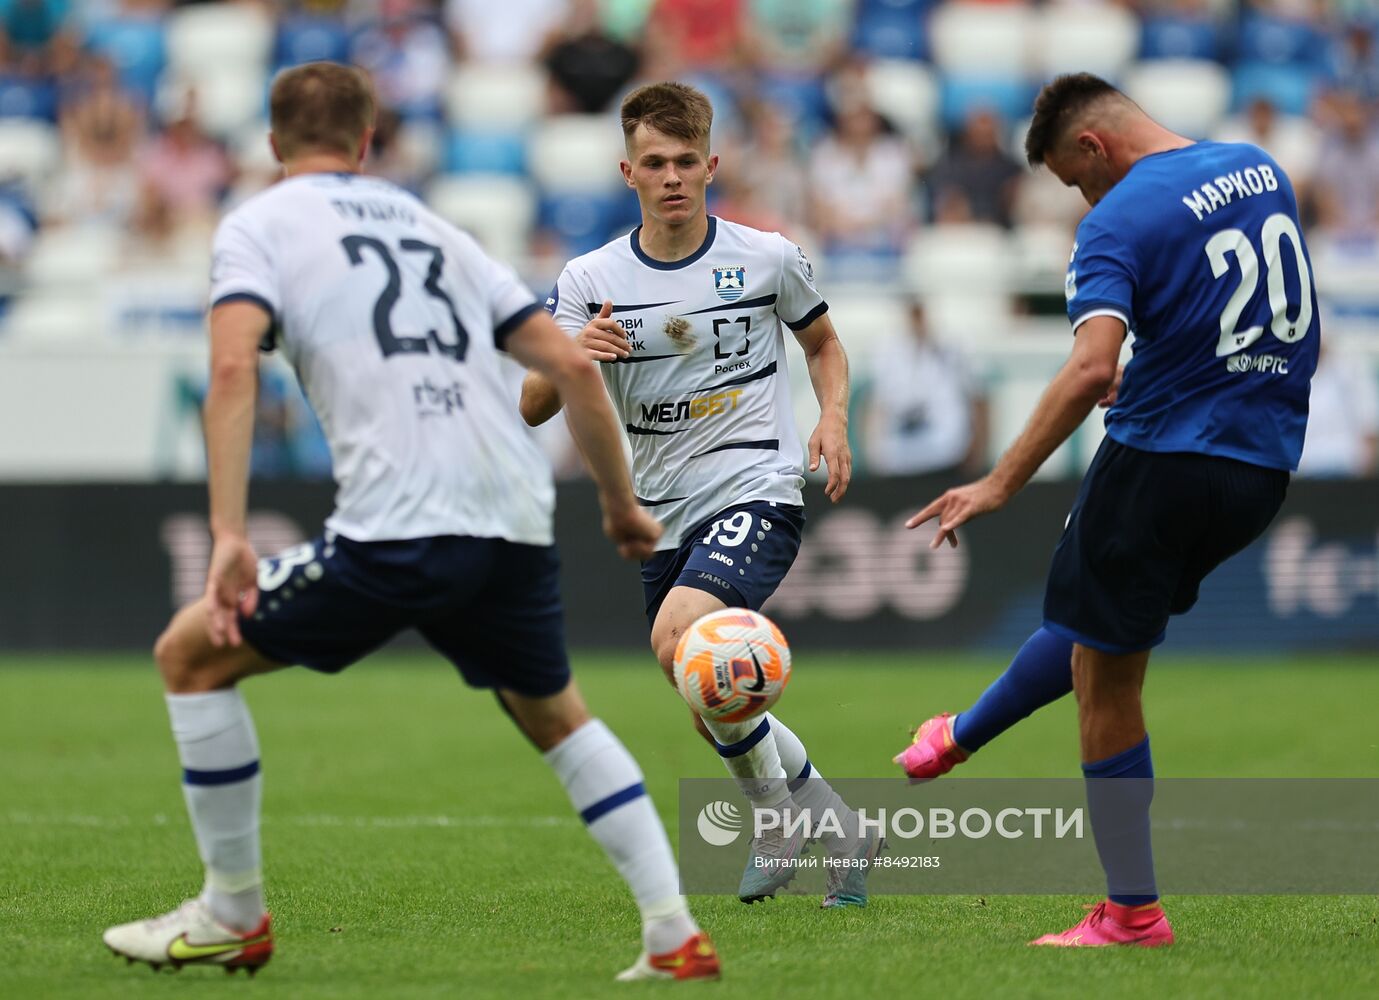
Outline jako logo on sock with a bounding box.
[696,801,742,846]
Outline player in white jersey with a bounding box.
[521,83,879,907]
[102,63,720,983]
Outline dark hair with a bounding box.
[270,62,375,160]
[620,82,713,149]
[1024,73,1120,167]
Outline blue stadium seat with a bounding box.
[940,76,1032,130]
[84,16,166,108]
[538,193,628,258]
[274,15,351,70]
[755,73,830,138]
[0,75,57,122]
[1233,62,1322,116]
[852,1,930,61]
[1239,12,1329,70]
[443,129,527,175]
[1139,14,1225,62]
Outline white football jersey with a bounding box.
[209,173,553,545]
[549,217,826,550]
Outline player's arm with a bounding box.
[201,300,271,644]
[908,315,1125,548]
[505,309,661,560]
[793,312,852,502]
[519,300,628,426]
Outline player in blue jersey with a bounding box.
[894,74,1318,946]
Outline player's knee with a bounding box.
[153,625,196,692]
[653,636,679,685]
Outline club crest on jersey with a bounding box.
[712,265,746,302]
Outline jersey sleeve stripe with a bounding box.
[783,300,828,331]
[1070,303,1132,333]
[493,301,543,348]
[211,292,279,352]
[681,293,778,315]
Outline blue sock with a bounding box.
[1083,736,1158,906]
[951,627,1073,752]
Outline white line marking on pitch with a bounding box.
[3,812,577,830]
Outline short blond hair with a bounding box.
[620,82,713,150]
[270,62,375,160]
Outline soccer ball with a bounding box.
[673,608,791,723]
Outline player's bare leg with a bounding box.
[499,679,718,981]
[652,587,876,905]
[1031,645,1172,947]
[104,599,284,974]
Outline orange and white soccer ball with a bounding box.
[673,608,791,723]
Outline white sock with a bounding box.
[766,713,859,846]
[700,715,789,808]
[545,719,697,954]
[165,690,265,932]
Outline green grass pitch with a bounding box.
[3,653,1377,999]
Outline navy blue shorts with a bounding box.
[640,501,805,628]
[1043,438,1289,653]
[238,533,571,697]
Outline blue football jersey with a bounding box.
[1066,142,1319,471]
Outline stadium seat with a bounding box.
[445,64,547,131]
[756,73,830,137]
[1012,223,1075,295]
[166,4,274,76]
[930,2,1034,74]
[443,130,527,176]
[822,291,911,359]
[1122,60,1231,139]
[425,176,536,263]
[852,0,930,61]
[1035,4,1141,81]
[1139,13,1225,62]
[0,75,57,122]
[902,224,1014,297]
[274,14,352,70]
[864,60,939,148]
[939,76,1034,131]
[537,192,627,257]
[83,16,166,107]
[527,116,624,193]
[163,68,267,139]
[1233,62,1321,116]
[1239,12,1329,70]
[24,225,122,291]
[923,291,1015,346]
[0,119,59,191]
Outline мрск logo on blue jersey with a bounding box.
[712,265,746,302]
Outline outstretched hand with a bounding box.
[905,477,1011,550]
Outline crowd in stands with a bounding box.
[0,0,1376,478]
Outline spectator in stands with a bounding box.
[808,92,914,255]
[1298,340,1379,477]
[51,53,143,226]
[81,0,170,111]
[367,104,432,194]
[0,179,36,319]
[352,0,448,121]
[1313,91,1379,239]
[0,0,76,75]
[1331,20,1379,103]
[862,299,987,478]
[445,0,565,63]
[728,100,808,232]
[1215,95,1320,197]
[748,0,850,75]
[925,107,1023,228]
[643,0,747,75]
[136,87,232,230]
[543,0,641,115]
